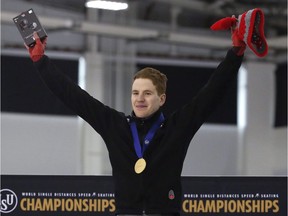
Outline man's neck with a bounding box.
[132,109,161,121]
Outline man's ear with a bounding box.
[160,94,166,106]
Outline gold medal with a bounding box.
[134,158,146,174]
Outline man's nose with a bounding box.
[137,93,144,101]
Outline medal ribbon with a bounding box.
[130,113,164,158]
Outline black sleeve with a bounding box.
[33,55,123,135]
[172,48,243,135]
[194,48,243,118]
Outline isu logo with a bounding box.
[0,189,18,213]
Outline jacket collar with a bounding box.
[131,109,162,126]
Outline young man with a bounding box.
[25,25,244,215]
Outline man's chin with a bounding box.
[134,111,149,118]
[135,113,147,118]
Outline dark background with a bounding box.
[1,56,78,116]
[1,55,287,127]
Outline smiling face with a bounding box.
[131,78,166,118]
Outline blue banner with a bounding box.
[1,175,286,215]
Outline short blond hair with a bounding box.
[134,67,168,95]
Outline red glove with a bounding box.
[211,15,246,56]
[25,32,47,62]
[210,17,237,30]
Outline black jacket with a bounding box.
[34,49,243,215]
